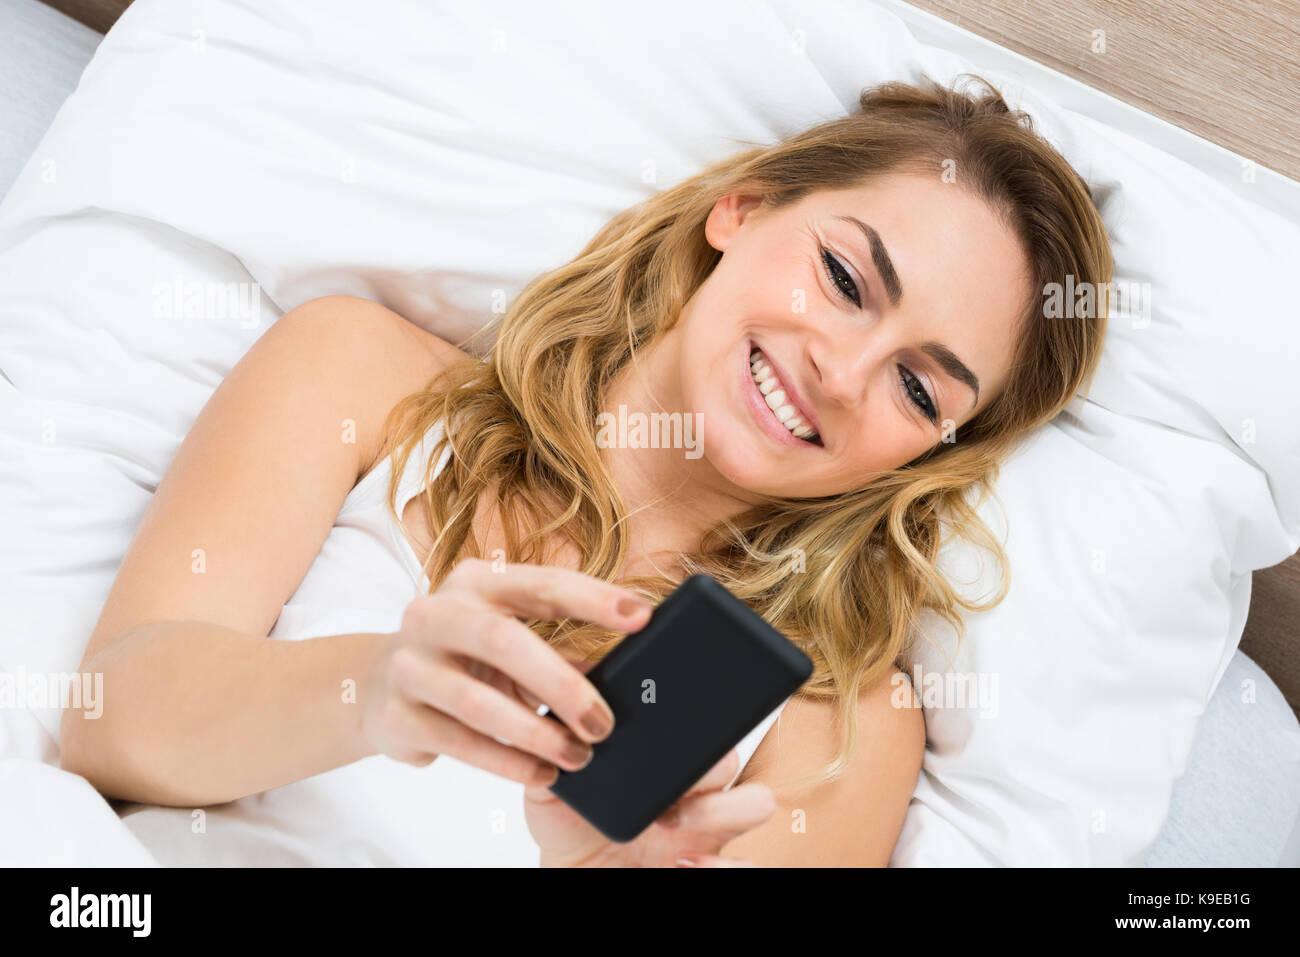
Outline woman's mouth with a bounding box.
[744,342,823,447]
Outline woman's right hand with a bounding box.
[361,558,654,785]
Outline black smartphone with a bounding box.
[544,573,814,843]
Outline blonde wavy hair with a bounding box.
[378,76,1113,791]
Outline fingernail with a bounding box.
[618,596,653,620]
[581,703,614,739]
[675,856,697,867]
[562,738,594,770]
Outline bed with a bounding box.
[1,0,1297,866]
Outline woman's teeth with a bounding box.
[750,348,820,443]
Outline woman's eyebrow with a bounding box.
[921,341,980,410]
[833,215,978,409]
[835,215,903,306]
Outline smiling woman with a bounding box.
[378,74,1112,805]
[65,73,1113,869]
[648,171,1033,497]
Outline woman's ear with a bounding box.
[703,191,769,253]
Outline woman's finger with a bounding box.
[472,660,545,713]
[660,782,776,836]
[519,652,592,711]
[390,699,559,787]
[676,854,757,868]
[395,648,595,772]
[517,683,547,712]
[454,558,654,635]
[564,654,598,676]
[430,609,617,745]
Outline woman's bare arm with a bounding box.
[60,295,468,805]
[75,621,389,805]
[718,667,926,866]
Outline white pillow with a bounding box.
[1,0,1296,866]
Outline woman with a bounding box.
[61,77,1112,867]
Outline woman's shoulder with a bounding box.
[721,665,926,865]
[805,666,924,755]
[278,296,472,476]
[284,295,471,373]
[871,664,925,725]
[740,665,925,786]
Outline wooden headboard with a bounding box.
[905,0,1300,182]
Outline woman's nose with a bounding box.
[809,328,878,407]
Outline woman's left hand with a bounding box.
[520,657,776,867]
[490,651,774,867]
[525,746,776,867]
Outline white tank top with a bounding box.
[118,418,790,865]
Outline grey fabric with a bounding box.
[1148,650,1300,866]
[0,0,101,203]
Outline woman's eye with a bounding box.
[898,365,938,424]
[820,247,861,307]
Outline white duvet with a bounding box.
[2,0,1299,866]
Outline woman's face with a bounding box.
[671,172,1032,499]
